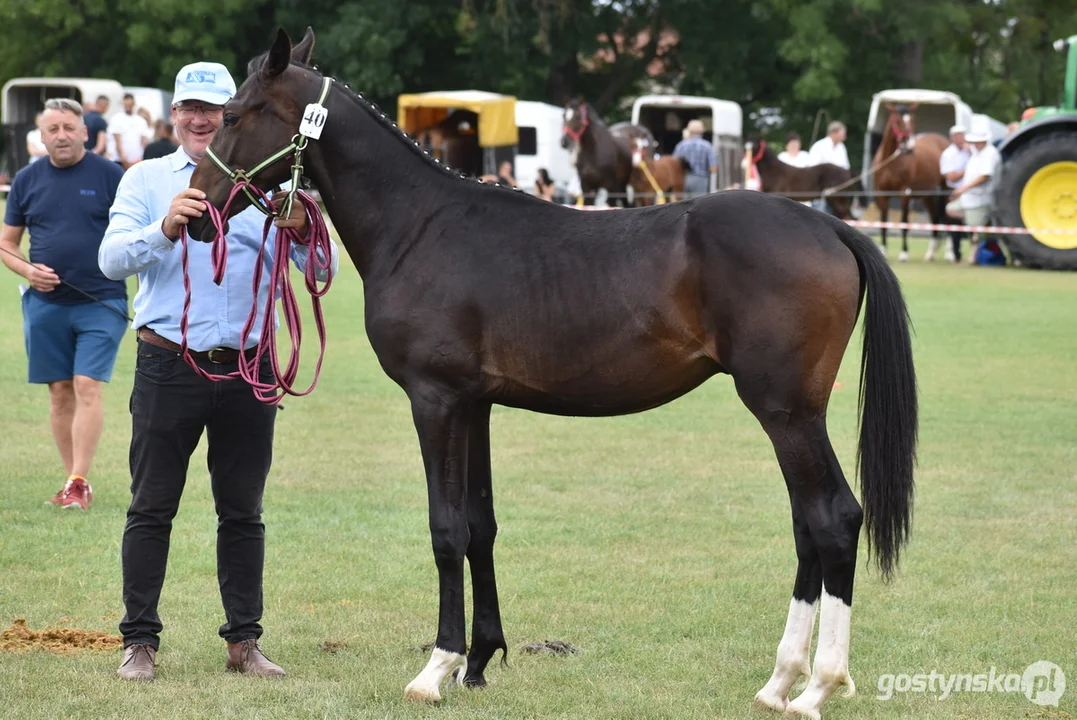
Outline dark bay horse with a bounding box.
[561,98,655,206]
[189,28,918,720]
[749,139,857,218]
[629,138,687,205]
[871,104,948,261]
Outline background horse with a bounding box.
[629,138,686,205]
[560,97,655,206]
[190,28,918,720]
[871,104,948,261]
[415,110,481,177]
[749,138,858,218]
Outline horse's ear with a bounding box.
[291,26,316,65]
[262,28,292,80]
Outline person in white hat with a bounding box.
[100,60,339,681]
[931,124,971,262]
[945,117,1000,264]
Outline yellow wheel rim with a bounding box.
[1019,161,1077,250]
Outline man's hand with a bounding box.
[162,188,208,240]
[271,191,309,236]
[25,263,60,292]
[949,186,965,202]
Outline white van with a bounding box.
[514,100,575,197]
[861,88,1007,194]
[630,94,743,190]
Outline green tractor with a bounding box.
[995,34,1077,269]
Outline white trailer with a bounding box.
[630,94,743,190]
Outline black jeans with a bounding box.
[119,339,277,649]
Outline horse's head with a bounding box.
[561,97,590,152]
[188,27,321,241]
[631,137,650,167]
[884,102,919,147]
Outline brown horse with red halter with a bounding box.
[870,104,948,261]
[748,139,858,218]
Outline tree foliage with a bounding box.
[1,0,1074,169]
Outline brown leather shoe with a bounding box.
[225,639,286,677]
[117,643,156,681]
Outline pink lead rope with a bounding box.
[178,182,334,406]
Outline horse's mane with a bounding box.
[243,52,522,190]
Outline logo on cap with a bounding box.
[185,70,217,84]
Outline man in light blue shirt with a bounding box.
[100,60,339,682]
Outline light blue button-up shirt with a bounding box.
[99,148,340,352]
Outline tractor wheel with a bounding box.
[995,131,1077,270]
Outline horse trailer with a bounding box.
[630,94,744,191]
[1,77,172,177]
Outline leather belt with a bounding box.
[137,327,253,364]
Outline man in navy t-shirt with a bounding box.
[0,97,127,510]
[83,95,111,155]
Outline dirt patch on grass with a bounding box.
[522,640,579,655]
[0,618,123,654]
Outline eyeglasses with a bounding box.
[174,104,224,119]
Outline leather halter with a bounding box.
[204,76,332,220]
[562,104,590,144]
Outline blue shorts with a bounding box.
[21,292,128,384]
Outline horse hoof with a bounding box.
[404,683,442,703]
[752,692,788,713]
[897,251,908,263]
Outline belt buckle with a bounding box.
[207,347,230,364]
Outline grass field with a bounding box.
[0,227,1074,720]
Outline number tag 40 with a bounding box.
[299,103,328,139]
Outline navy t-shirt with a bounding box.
[4,152,127,305]
[83,110,108,151]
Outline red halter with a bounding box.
[562,104,590,144]
[889,114,913,145]
[752,140,767,164]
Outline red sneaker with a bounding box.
[60,478,93,510]
[45,480,70,506]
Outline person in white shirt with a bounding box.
[946,124,1000,264]
[777,132,811,168]
[25,113,47,164]
[808,121,850,170]
[931,125,971,262]
[108,93,149,169]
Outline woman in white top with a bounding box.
[777,132,811,168]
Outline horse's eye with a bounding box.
[223,113,239,127]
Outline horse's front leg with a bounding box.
[405,388,472,703]
[876,196,889,255]
[898,197,910,263]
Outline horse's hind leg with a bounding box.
[737,353,860,718]
[751,411,861,718]
[753,497,820,713]
[462,402,508,687]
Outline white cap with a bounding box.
[949,125,966,136]
[966,115,994,143]
[173,62,236,106]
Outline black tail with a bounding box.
[833,221,918,581]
